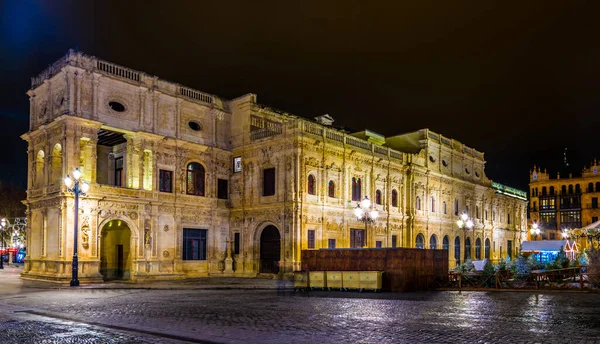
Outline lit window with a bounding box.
[307,175,316,195]
[186,163,205,196]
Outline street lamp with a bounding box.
[354,196,378,247]
[64,168,90,287]
[456,213,474,230]
[530,222,541,240]
[0,218,6,269]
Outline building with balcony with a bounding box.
[529,162,600,243]
[21,50,527,283]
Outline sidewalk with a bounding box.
[1,265,293,291]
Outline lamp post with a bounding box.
[354,196,378,248]
[64,168,90,287]
[456,213,474,260]
[0,218,6,269]
[530,222,541,241]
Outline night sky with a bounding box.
[1,1,599,192]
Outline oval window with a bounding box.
[465,168,470,174]
[475,171,480,177]
[429,156,436,163]
[109,101,126,112]
[442,160,448,167]
[188,121,202,131]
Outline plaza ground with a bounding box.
[1,265,600,343]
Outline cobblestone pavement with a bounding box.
[2,267,600,343]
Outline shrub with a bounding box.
[578,249,589,266]
[495,259,507,272]
[504,257,516,273]
[587,249,600,287]
[554,248,569,269]
[527,254,542,270]
[482,259,495,275]
[515,255,531,275]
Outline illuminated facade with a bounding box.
[22,50,527,282]
[529,162,600,243]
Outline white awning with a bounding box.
[521,240,577,252]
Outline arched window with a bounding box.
[352,177,361,201]
[431,197,435,212]
[375,190,382,205]
[568,184,573,194]
[589,183,594,193]
[443,201,447,214]
[443,235,449,250]
[561,185,567,195]
[430,235,437,249]
[465,237,471,260]
[485,238,491,259]
[454,237,461,265]
[550,186,555,195]
[536,188,539,196]
[391,189,398,207]
[307,175,316,195]
[475,238,482,260]
[416,196,421,210]
[507,213,511,224]
[542,187,547,196]
[576,184,581,194]
[186,162,205,196]
[476,206,480,219]
[50,143,62,183]
[328,180,335,198]
[416,233,424,249]
[596,182,600,192]
[454,199,459,215]
[35,150,45,188]
[466,206,469,216]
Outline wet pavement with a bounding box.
[2,265,600,343]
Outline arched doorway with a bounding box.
[100,220,132,281]
[259,225,281,274]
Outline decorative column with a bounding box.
[91,73,101,120]
[223,237,234,274]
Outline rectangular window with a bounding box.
[115,157,124,187]
[263,168,276,196]
[375,241,382,248]
[234,232,240,255]
[233,157,242,173]
[560,210,582,228]
[392,235,397,248]
[159,170,173,193]
[183,228,207,260]
[307,230,315,249]
[507,240,513,259]
[328,239,336,249]
[593,197,598,209]
[217,179,228,199]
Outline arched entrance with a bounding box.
[259,225,281,274]
[100,220,132,281]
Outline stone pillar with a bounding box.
[27,91,35,131]
[124,134,141,189]
[75,71,83,116]
[91,73,101,120]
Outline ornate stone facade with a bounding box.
[22,50,526,282]
[529,161,600,244]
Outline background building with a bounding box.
[21,51,527,282]
[529,162,600,243]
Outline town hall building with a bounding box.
[21,50,527,282]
